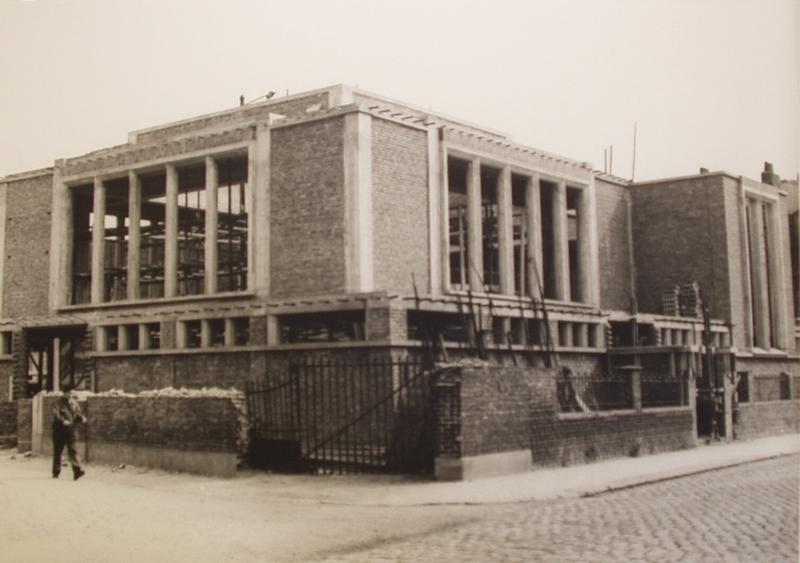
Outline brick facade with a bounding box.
[595,178,633,311]
[631,175,732,320]
[371,118,430,295]
[270,117,346,298]
[3,173,53,319]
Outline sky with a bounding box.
[0,0,797,182]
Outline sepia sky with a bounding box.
[0,0,797,182]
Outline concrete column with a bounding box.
[118,325,130,351]
[497,166,514,295]
[584,175,600,305]
[662,328,672,346]
[175,321,187,349]
[525,174,543,300]
[577,185,595,304]
[90,177,106,304]
[200,320,212,348]
[428,128,442,295]
[138,324,151,350]
[224,318,236,347]
[52,337,60,391]
[343,112,374,293]
[576,323,589,348]
[127,171,141,300]
[552,180,570,301]
[204,156,219,294]
[266,315,280,346]
[747,200,770,348]
[49,162,73,309]
[164,165,178,298]
[467,158,483,291]
[95,326,108,352]
[251,123,271,295]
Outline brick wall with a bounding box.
[16,398,31,452]
[631,175,731,320]
[371,118,430,295]
[0,400,15,438]
[595,179,633,311]
[270,117,346,298]
[94,351,260,393]
[81,395,243,454]
[735,400,800,440]
[3,173,53,318]
[433,366,695,472]
[0,359,13,402]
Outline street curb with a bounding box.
[579,451,799,499]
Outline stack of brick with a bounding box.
[679,282,702,318]
[661,286,680,316]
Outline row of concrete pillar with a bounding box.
[89,156,229,304]
[454,157,595,304]
[745,196,785,350]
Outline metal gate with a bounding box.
[245,358,434,475]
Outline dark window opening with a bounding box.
[104,177,130,302]
[448,157,469,290]
[407,310,469,343]
[209,318,226,347]
[145,323,161,350]
[511,174,529,296]
[184,320,202,349]
[122,324,139,351]
[216,156,249,292]
[232,317,250,346]
[71,184,94,305]
[279,311,365,344]
[481,165,500,292]
[540,181,557,299]
[177,164,206,297]
[140,172,167,299]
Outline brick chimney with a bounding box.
[761,161,780,186]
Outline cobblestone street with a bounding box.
[323,455,799,562]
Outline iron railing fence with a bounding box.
[557,370,633,412]
[245,357,435,475]
[641,371,690,408]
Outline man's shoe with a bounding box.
[52,473,59,479]
[73,469,85,481]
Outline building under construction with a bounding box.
[0,84,797,446]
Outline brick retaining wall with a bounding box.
[734,400,800,440]
[433,366,696,480]
[34,393,245,476]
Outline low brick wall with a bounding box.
[433,366,696,480]
[0,401,16,447]
[34,392,246,477]
[16,399,31,453]
[735,400,800,440]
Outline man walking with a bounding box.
[52,384,86,480]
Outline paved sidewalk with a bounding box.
[241,434,800,507]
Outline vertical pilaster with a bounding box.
[127,171,141,300]
[252,123,271,295]
[737,180,754,348]
[49,162,73,309]
[748,200,770,348]
[427,128,442,295]
[552,179,569,301]
[90,177,106,304]
[200,320,212,348]
[164,165,178,298]
[204,156,219,294]
[224,318,236,346]
[497,166,514,295]
[467,158,483,292]
[0,181,7,317]
[343,112,374,293]
[581,176,600,305]
[765,201,787,349]
[525,174,543,299]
